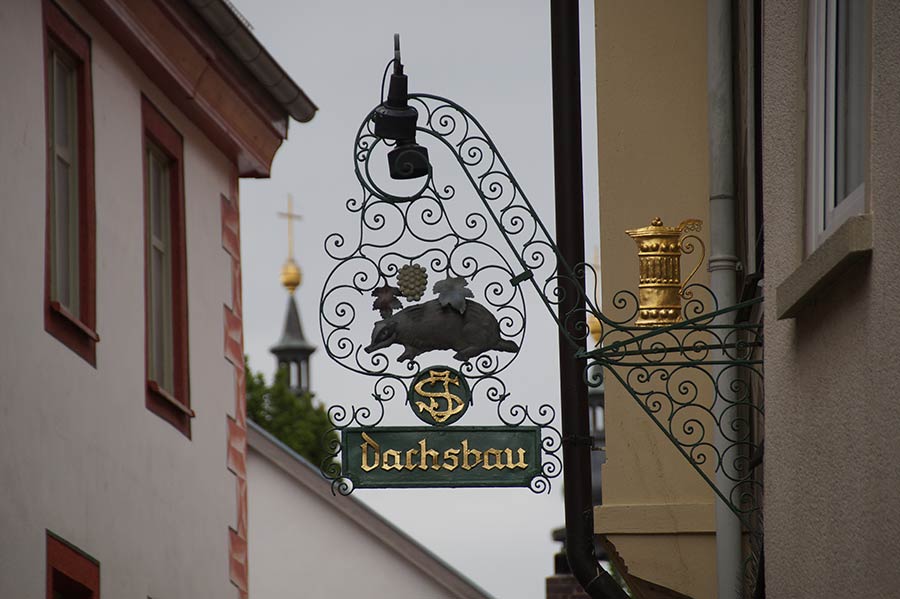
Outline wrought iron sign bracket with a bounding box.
[319,48,763,532]
[582,293,764,529]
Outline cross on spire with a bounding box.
[272,193,315,392]
[277,193,303,259]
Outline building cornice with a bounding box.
[185,0,316,123]
[79,0,314,177]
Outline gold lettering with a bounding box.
[461,439,482,470]
[483,448,504,470]
[382,449,403,471]
[418,439,441,470]
[404,447,419,470]
[360,432,380,472]
[506,448,528,469]
[442,448,460,471]
[361,434,530,475]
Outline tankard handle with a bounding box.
[677,219,705,298]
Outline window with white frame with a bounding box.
[44,0,97,366]
[807,0,869,254]
[146,143,175,395]
[49,45,80,314]
[142,96,191,437]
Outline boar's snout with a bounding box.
[365,320,396,353]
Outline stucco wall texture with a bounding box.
[594,1,716,597]
[247,449,469,598]
[763,1,900,597]
[0,1,239,596]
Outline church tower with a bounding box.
[270,196,315,393]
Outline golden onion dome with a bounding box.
[280,257,302,293]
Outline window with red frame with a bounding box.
[43,0,98,366]
[142,97,192,437]
[46,532,99,599]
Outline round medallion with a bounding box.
[408,366,471,426]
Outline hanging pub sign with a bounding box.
[343,426,541,488]
[317,38,563,495]
[341,365,541,488]
[318,34,765,538]
[322,260,552,492]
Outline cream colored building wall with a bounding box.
[0,1,238,596]
[593,1,716,597]
[763,1,900,597]
[248,448,468,598]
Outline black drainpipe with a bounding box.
[549,2,627,598]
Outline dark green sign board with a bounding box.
[342,426,542,488]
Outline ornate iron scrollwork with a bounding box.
[582,285,764,529]
[319,93,568,495]
[320,87,763,531]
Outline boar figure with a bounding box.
[364,299,518,362]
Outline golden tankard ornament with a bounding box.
[625,217,705,328]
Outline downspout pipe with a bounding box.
[550,2,627,598]
[707,1,742,598]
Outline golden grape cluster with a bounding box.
[397,264,428,301]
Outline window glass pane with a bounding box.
[163,272,173,391]
[160,156,173,392]
[149,153,163,237]
[147,151,156,230]
[53,56,72,151]
[49,47,80,313]
[147,143,174,393]
[54,157,71,307]
[151,246,164,382]
[835,0,867,203]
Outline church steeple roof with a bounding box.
[270,294,316,359]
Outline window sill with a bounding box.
[147,380,194,439]
[776,214,872,319]
[148,381,195,417]
[50,301,100,341]
[45,301,97,367]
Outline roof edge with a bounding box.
[247,421,492,599]
[186,0,317,123]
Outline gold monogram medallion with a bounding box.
[408,366,471,426]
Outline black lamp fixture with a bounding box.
[373,35,430,180]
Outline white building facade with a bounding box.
[0,0,313,596]
[247,422,491,599]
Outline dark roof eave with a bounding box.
[186,0,318,123]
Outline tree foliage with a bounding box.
[245,357,336,467]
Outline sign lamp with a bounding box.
[373,34,430,180]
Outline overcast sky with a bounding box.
[233,1,600,597]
